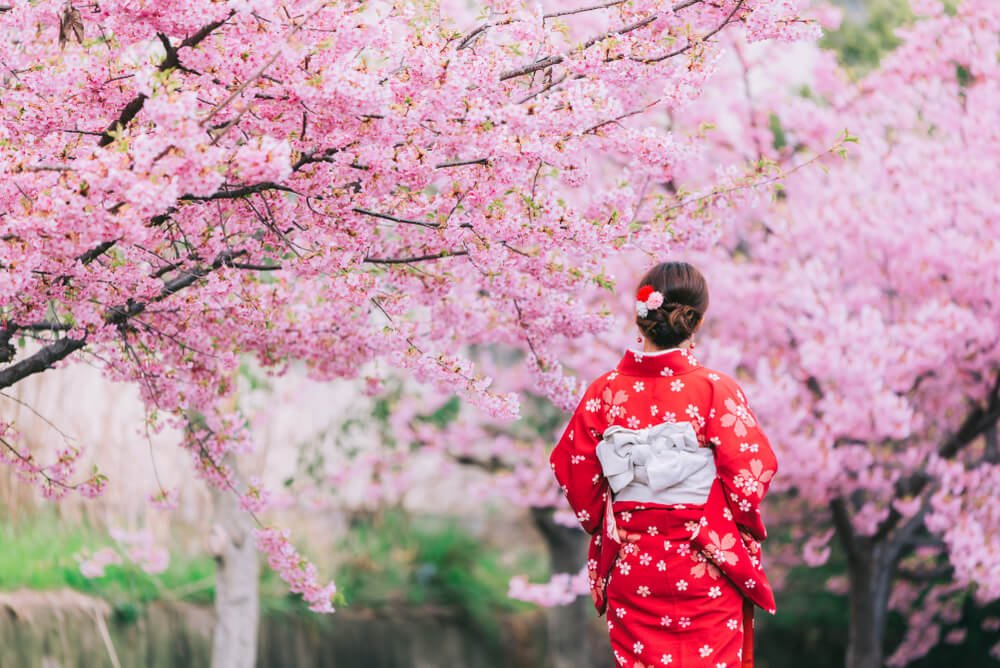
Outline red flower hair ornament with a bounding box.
[635,285,664,318]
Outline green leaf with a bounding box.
[768,113,788,150]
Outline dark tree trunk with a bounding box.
[530,507,610,668]
[843,541,894,668]
[833,497,899,668]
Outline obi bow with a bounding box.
[595,421,713,497]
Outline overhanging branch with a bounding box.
[0,249,248,390]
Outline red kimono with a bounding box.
[550,348,778,668]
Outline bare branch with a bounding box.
[0,391,78,444]
[14,322,72,333]
[230,262,281,271]
[517,72,570,104]
[452,454,510,472]
[97,92,147,148]
[180,12,236,50]
[293,145,354,169]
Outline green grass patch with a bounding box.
[0,514,217,609]
[333,511,540,639]
[0,508,544,632]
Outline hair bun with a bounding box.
[633,262,708,349]
[663,302,700,339]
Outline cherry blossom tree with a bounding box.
[683,1,1000,666]
[451,3,1000,667]
[0,0,819,638]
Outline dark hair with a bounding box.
[635,262,709,349]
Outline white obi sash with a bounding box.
[596,421,715,505]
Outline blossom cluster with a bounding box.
[508,569,590,607]
[77,528,170,578]
[254,527,338,613]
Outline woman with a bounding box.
[550,262,777,668]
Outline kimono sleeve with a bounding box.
[705,373,778,542]
[549,381,609,535]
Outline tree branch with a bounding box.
[0,249,247,390]
[452,454,510,473]
[1,240,120,357]
[831,497,861,564]
[78,240,118,265]
[498,0,708,81]
[940,372,1000,458]
[352,208,441,229]
[456,22,495,50]
[364,251,468,264]
[543,0,626,19]
[230,262,281,271]
[181,182,297,201]
[435,157,490,168]
[872,372,1000,543]
[0,336,87,390]
[97,12,234,146]
[97,94,148,147]
[637,0,744,64]
[545,0,700,19]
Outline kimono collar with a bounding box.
[616,347,700,377]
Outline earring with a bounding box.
[689,339,696,350]
[637,335,643,344]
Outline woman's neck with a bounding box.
[641,339,691,353]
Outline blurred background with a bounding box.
[2,0,998,667]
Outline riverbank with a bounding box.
[0,589,547,668]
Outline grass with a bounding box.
[332,511,543,640]
[0,508,545,635]
[0,514,218,609]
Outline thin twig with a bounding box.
[0,391,77,445]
